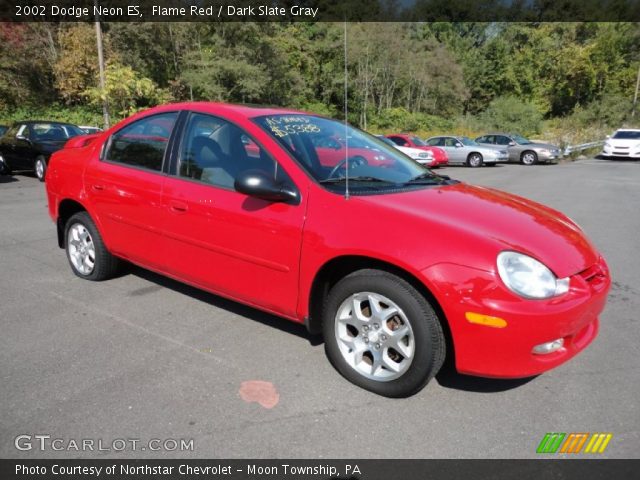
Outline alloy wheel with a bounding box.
[67,223,96,275]
[334,291,415,382]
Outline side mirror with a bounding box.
[234,171,298,203]
[455,143,463,148]
[16,135,30,143]
[508,141,516,146]
[605,135,611,139]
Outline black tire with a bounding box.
[64,212,121,281]
[35,155,47,182]
[322,269,446,397]
[0,153,11,175]
[467,152,483,167]
[520,150,538,165]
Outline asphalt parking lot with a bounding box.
[1,158,639,459]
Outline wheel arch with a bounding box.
[56,198,89,248]
[306,255,453,358]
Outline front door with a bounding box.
[161,112,306,317]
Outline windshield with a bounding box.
[612,130,640,140]
[512,134,531,144]
[254,115,448,192]
[31,123,83,141]
[410,136,427,146]
[460,137,479,146]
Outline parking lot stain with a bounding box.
[239,380,280,409]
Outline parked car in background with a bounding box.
[79,126,103,134]
[375,135,435,166]
[385,133,448,167]
[475,133,562,165]
[310,134,394,168]
[600,129,640,159]
[0,121,84,181]
[45,102,610,397]
[425,136,508,167]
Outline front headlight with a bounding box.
[497,251,570,299]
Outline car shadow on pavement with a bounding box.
[435,362,537,393]
[129,265,324,346]
[0,175,18,183]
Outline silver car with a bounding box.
[475,133,562,165]
[424,136,508,167]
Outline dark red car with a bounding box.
[45,103,610,397]
[386,133,448,167]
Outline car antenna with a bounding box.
[343,20,350,200]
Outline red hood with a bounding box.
[362,183,598,278]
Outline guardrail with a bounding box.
[563,140,604,156]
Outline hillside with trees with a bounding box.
[1,22,638,146]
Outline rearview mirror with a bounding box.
[234,171,298,203]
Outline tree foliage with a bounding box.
[1,21,638,137]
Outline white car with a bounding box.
[375,135,435,166]
[601,129,640,159]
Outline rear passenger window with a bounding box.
[104,112,178,171]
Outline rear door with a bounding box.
[160,111,306,317]
[84,111,181,269]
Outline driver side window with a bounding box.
[496,136,512,146]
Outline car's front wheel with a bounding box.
[323,269,446,397]
[521,151,538,165]
[65,212,121,281]
[467,153,483,167]
[35,155,47,182]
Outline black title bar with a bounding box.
[1,0,640,22]
[1,459,639,480]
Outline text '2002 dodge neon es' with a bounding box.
[45,103,610,397]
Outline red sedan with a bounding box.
[386,133,449,166]
[45,103,610,397]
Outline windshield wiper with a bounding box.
[320,176,393,184]
[403,173,443,185]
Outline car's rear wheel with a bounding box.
[0,153,10,175]
[35,156,46,181]
[467,153,483,167]
[521,151,538,165]
[65,212,121,281]
[323,269,445,397]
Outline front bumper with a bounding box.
[422,256,610,378]
[537,150,562,162]
[601,147,640,158]
[486,155,509,163]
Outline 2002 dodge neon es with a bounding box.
[45,103,610,397]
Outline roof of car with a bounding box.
[13,120,79,126]
[616,128,640,132]
[143,102,308,119]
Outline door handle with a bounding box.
[169,201,188,213]
[91,184,105,191]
